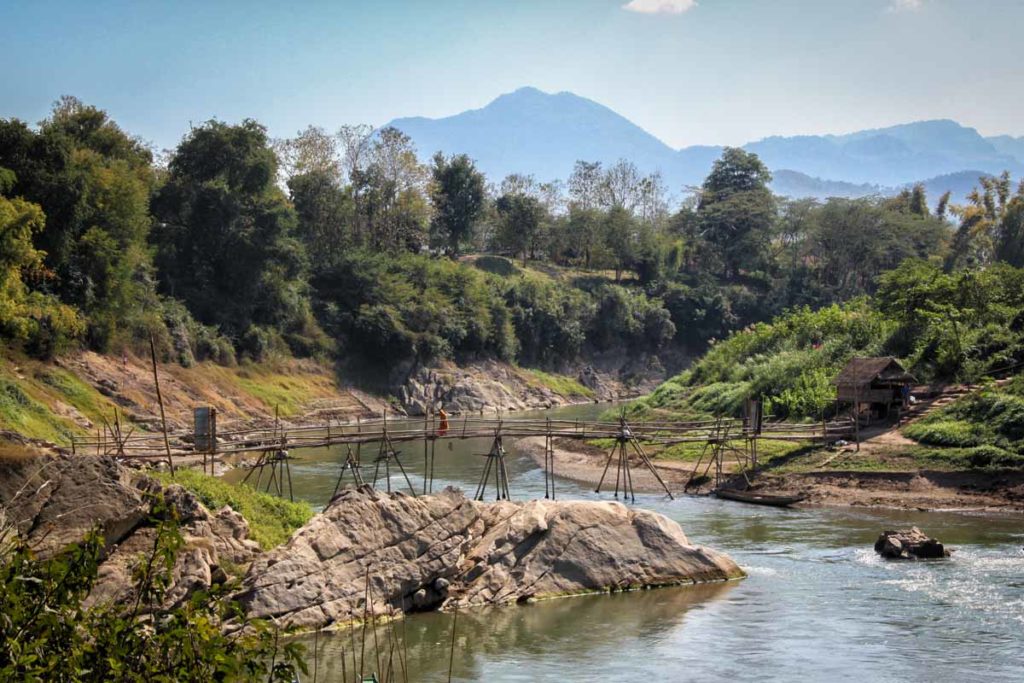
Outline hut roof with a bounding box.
[832,357,915,387]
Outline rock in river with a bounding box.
[874,527,951,560]
[238,486,744,629]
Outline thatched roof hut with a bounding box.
[833,357,915,404]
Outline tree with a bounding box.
[568,161,604,210]
[947,172,1024,269]
[150,119,312,353]
[276,125,340,182]
[356,127,430,252]
[0,97,157,350]
[495,192,544,265]
[429,153,486,256]
[697,148,776,278]
[0,174,83,355]
[288,169,353,271]
[602,206,638,281]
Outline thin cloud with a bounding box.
[622,0,697,15]
[887,0,925,12]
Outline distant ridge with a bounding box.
[384,87,1024,203]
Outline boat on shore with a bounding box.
[713,488,806,507]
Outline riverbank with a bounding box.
[0,349,654,458]
[516,436,1024,513]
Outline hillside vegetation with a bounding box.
[628,261,1024,424]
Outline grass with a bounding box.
[901,379,1024,469]
[178,360,341,418]
[525,369,595,399]
[908,445,1024,470]
[0,357,118,442]
[151,469,313,549]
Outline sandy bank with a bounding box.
[516,436,1024,513]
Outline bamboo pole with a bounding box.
[149,334,175,475]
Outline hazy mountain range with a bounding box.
[387,87,1023,204]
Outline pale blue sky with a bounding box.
[2,0,1021,151]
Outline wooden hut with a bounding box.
[833,357,916,418]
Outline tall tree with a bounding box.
[150,119,310,350]
[288,169,353,271]
[495,192,545,265]
[0,97,157,349]
[947,172,1024,269]
[356,127,430,252]
[429,153,486,256]
[568,161,604,210]
[697,148,776,278]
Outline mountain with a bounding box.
[770,170,884,201]
[986,135,1024,164]
[745,120,1021,186]
[387,87,684,188]
[385,87,1022,203]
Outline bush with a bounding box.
[903,419,983,448]
[473,255,518,277]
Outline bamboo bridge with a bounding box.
[67,411,855,503]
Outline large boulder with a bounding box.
[238,486,743,629]
[0,454,261,607]
[874,527,951,560]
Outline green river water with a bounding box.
[242,403,1024,682]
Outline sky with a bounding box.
[2,0,1022,152]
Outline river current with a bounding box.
[252,403,1024,682]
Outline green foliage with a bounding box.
[315,250,518,369]
[525,369,595,398]
[430,152,486,256]
[151,119,321,358]
[494,192,545,264]
[587,285,675,353]
[695,148,776,278]
[0,188,84,356]
[503,275,591,367]
[0,502,304,681]
[150,470,312,549]
[472,255,519,277]
[903,419,983,448]
[628,300,891,419]
[0,98,158,355]
[904,379,1024,462]
[877,261,1024,380]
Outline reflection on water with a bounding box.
[307,584,736,681]
[239,404,1024,682]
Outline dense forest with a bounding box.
[2,98,1023,385]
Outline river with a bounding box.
[260,403,1024,682]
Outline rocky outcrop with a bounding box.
[398,362,567,415]
[395,360,661,416]
[238,486,743,629]
[0,454,261,607]
[874,527,951,560]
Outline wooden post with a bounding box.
[149,334,174,475]
[854,383,860,452]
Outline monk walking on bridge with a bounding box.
[437,406,449,437]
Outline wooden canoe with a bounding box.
[713,488,806,507]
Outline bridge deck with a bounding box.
[69,414,855,460]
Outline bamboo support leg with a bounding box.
[595,442,620,493]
